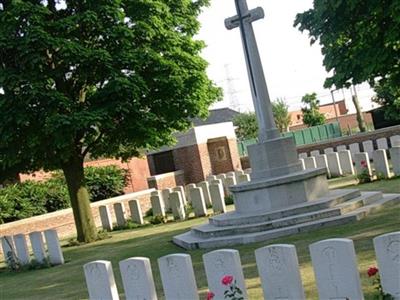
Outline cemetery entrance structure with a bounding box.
[173,0,400,249]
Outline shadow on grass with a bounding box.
[0,203,399,300]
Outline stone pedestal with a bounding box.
[231,137,328,214]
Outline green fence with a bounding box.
[237,122,342,157]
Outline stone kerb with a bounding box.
[82,232,398,300]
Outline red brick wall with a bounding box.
[173,145,207,184]
[19,157,150,193]
[0,189,154,253]
[147,170,185,190]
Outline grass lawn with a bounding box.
[0,177,399,300]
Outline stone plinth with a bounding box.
[231,168,328,214]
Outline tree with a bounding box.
[233,112,258,140]
[294,0,400,121]
[301,93,326,127]
[0,0,221,242]
[272,98,291,133]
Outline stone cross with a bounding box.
[225,0,279,142]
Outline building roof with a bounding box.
[192,107,240,126]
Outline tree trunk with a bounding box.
[351,86,367,132]
[62,155,97,243]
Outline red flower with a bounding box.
[367,266,379,277]
[206,291,215,300]
[221,275,234,286]
[361,160,367,167]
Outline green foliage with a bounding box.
[294,0,400,121]
[233,112,258,140]
[301,93,326,127]
[272,98,291,133]
[84,166,127,202]
[0,0,221,242]
[0,180,69,224]
[0,166,127,223]
[224,195,234,205]
[145,208,153,217]
[149,214,167,225]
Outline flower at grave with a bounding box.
[221,275,234,285]
[367,266,379,277]
[361,160,367,167]
[206,291,215,300]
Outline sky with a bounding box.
[197,0,378,114]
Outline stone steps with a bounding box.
[173,192,399,250]
[209,189,360,227]
[191,191,383,238]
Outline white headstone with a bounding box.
[29,231,46,264]
[113,202,126,227]
[99,205,113,231]
[327,152,343,177]
[298,152,307,159]
[223,176,237,196]
[161,188,172,210]
[324,147,334,154]
[150,194,165,217]
[84,260,120,300]
[338,150,355,175]
[211,179,223,186]
[119,257,157,300]
[128,199,144,225]
[13,234,30,265]
[238,174,250,183]
[158,254,199,300]
[373,149,391,179]
[226,171,235,178]
[203,249,248,300]
[1,236,16,267]
[210,183,227,214]
[244,168,252,174]
[216,173,227,181]
[336,145,347,152]
[190,187,207,217]
[44,229,64,265]
[390,135,400,147]
[234,170,244,183]
[377,137,389,150]
[303,156,317,169]
[310,238,363,300]
[299,158,305,170]
[255,244,305,300]
[349,143,361,161]
[173,186,187,205]
[354,152,373,177]
[390,147,400,176]
[373,232,400,298]
[362,140,374,157]
[170,191,186,220]
[315,154,331,178]
[207,175,217,183]
[310,150,320,157]
[197,181,212,207]
[185,183,197,202]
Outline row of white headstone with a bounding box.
[1,229,64,267]
[98,170,251,231]
[299,147,400,179]
[299,134,400,161]
[83,231,400,300]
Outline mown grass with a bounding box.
[0,177,399,300]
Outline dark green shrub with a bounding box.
[149,215,167,225]
[225,195,234,205]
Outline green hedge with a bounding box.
[0,165,127,224]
